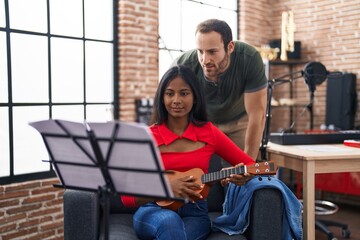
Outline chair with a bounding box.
[296,174,351,240]
[63,155,284,240]
[314,200,351,240]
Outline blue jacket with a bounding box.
[212,176,303,240]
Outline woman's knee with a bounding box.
[157,210,184,228]
[134,209,186,239]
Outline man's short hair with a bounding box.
[195,19,233,52]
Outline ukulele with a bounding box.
[156,161,278,210]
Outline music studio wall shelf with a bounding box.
[266,59,308,130]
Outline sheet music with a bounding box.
[295,145,355,153]
[58,164,105,189]
[29,119,173,198]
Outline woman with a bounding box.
[121,65,255,240]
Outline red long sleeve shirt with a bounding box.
[121,122,255,207]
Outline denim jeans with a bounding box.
[133,200,211,240]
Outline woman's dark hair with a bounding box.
[150,65,208,125]
[195,19,233,53]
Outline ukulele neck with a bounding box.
[201,166,246,184]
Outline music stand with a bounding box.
[30,119,177,240]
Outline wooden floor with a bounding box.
[314,203,360,240]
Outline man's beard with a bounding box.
[204,53,230,80]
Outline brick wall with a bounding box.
[238,0,273,45]
[0,178,64,240]
[267,0,360,132]
[117,0,159,122]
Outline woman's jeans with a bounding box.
[133,200,211,240]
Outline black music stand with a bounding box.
[30,119,177,240]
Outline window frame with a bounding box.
[0,0,119,184]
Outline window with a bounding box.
[0,0,118,184]
[158,0,238,78]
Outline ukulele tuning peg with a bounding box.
[258,176,262,181]
[268,176,271,181]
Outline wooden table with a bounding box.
[266,142,360,240]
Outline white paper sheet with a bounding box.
[295,145,354,153]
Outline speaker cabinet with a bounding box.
[326,73,357,130]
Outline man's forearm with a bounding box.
[244,117,265,160]
[243,88,267,160]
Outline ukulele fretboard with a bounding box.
[201,166,246,183]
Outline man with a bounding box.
[173,19,267,160]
